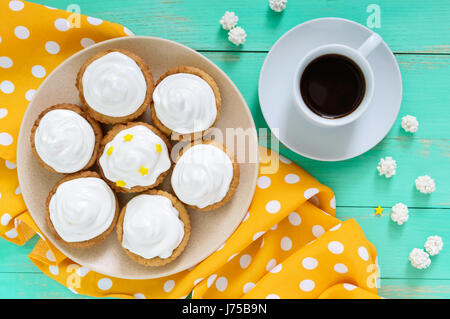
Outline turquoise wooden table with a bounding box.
[1,0,449,299]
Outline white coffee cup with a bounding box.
[292,33,382,127]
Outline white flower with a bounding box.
[228,27,246,46]
[219,11,238,30]
[425,235,443,256]
[391,203,409,225]
[401,115,419,133]
[415,175,436,194]
[377,156,397,178]
[269,0,287,12]
[409,248,431,269]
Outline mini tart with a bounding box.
[171,140,239,211]
[30,104,102,174]
[97,122,172,193]
[76,49,154,124]
[46,171,119,248]
[117,190,191,266]
[151,66,221,141]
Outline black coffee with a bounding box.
[300,54,365,119]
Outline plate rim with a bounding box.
[258,17,402,162]
[17,35,259,279]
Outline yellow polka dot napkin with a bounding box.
[0,1,380,299]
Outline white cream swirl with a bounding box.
[49,177,116,242]
[122,194,185,259]
[171,144,233,208]
[153,73,217,134]
[99,125,171,189]
[82,52,147,117]
[34,109,95,173]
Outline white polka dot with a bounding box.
[239,254,251,269]
[279,155,291,164]
[25,89,36,101]
[330,196,336,209]
[243,282,255,294]
[243,212,250,222]
[54,18,70,31]
[68,287,78,295]
[260,237,265,248]
[15,186,21,195]
[334,263,348,274]
[358,246,369,261]
[134,293,145,299]
[266,258,277,272]
[46,250,56,262]
[284,173,300,184]
[124,27,134,36]
[312,225,325,238]
[0,57,13,68]
[280,237,292,251]
[5,161,15,170]
[31,65,46,78]
[304,188,319,199]
[163,280,175,292]
[257,176,271,189]
[45,41,60,54]
[9,0,24,11]
[1,214,12,226]
[270,223,278,230]
[77,266,90,277]
[265,200,281,213]
[207,274,217,288]
[14,26,29,39]
[329,223,341,231]
[194,278,204,286]
[299,279,315,292]
[0,133,13,146]
[288,212,302,226]
[1,81,14,94]
[302,257,318,270]
[87,16,103,25]
[81,37,95,48]
[215,277,228,292]
[98,278,112,290]
[216,243,225,251]
[49,265,59,275]
[253,231,265,240]
[0,109,8,119]
[328,241,344,254]
[270,264,282,273]
[344,283,357,291]
[5,228,18,238]
[227,253,238,261]
[266,294,280,299]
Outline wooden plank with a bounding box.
[30,0,450,53]
[340,207,450,280]
[379,279,450,299]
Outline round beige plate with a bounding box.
[17,36,259,279]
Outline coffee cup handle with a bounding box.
[357,33,382,58]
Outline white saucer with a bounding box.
[258,18,402,161]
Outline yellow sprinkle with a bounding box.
[106,146,114,156]
[139,166,149,176]
[156,143,162,154]
[116,180,126,188]
[123,134,133,142]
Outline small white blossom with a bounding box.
[425,235,443,256]
[391,203,409,225]
[269,0,287,12]
[415,175,436,194]
[377,156,397,178]
[228,26,246,46]
[219,11,238,30]
[401,115,419,133]
[409,248,431,270]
